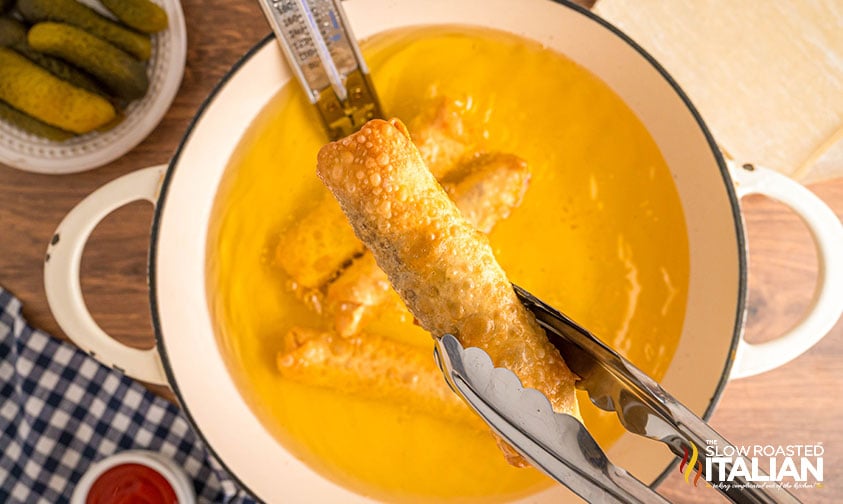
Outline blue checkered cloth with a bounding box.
[0,287,258,503]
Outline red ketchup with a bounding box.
[85,463,179,504]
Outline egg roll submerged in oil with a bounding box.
[316,118,581,465]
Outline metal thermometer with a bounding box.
[258,0,383,140]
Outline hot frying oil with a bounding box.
[207,26,689,503]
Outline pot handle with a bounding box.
[728,161,843,379]
[44,166,169,386]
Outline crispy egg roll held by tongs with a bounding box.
[316,118,580,465]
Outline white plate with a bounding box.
[0,0,187,174]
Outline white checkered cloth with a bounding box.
[0,287,258,503]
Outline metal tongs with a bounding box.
[435,286,802,504]
[258,0,383,140]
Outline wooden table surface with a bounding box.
[1,1,840,502]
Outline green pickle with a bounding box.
[0,17,26,47]
[100,0,168,34]
[0,47,115,134]
[0,100,74,141]
[28,22,149,101]
[1,18,104,96]
[14,44,105,97]
[17,0,152,60]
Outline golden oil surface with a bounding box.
[206,26,690,503]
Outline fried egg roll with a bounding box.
[325,253,401,337]
[443,152,530,234]
[277,327,484,428]
[274,193,364,290]
[326,152,530,336]
[316,118,580,465]
[409,96,476,179]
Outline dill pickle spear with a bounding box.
[18,0,152,60]
[0,47,115,134]
[0,99,74,141]
[28,22,149,101]
[13,44,106,97]
[100,0,168,34]
[0,17,27,47]
[1,18,105,96]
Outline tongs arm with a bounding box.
[434,287,803,504]
[513,286,802,504]
[435,335,669,504]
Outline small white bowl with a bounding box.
[0,0,187,174]
[70,450,196,504]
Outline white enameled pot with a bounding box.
[43,0,843,502]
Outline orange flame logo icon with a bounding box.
[679,443,704,486]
